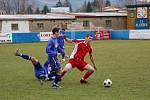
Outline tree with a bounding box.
[13,0,27,14]
[95,0,104,11]
[0,0,38,14]
[105,0,111,7]
[0,0,13,14]
[56,0,62,7]
[42,5,49,14]
[86,2,92,12]
[80,0,87,12]
[26,5,33,14]
[35,7,40,14]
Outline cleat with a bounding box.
[39,75,45,85]
[52,83,62,88]
[80,79,88,84]
[39,79,43,85]
[47,76,55,81]
[15,48,20,56]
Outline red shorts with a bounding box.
[68,58,88,71]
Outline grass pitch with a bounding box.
[0,40,150,100]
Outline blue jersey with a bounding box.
[45,36,61,71]
[34,62,56,80]
[57,30,66,49]
[34,62,46,79]
[58,36,64,49]
[46,37,58,56]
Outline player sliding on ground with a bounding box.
[15,49,55,85]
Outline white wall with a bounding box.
[51,7,70,13]
[1,20,30,33]
[129,30,150,39]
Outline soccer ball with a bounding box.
[103,79,112,87]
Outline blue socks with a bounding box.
[20,54,31,60]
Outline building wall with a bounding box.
[0,21,2,33]
[127,8,137,29]
[29,19,73,32]
[92,17,127,29]
[1,20,30,33]
[148,9,150,29]
[127,4,150,29]
[75,17,127,29]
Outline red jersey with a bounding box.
[70,40,92,60]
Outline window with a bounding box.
[83,20,90,27]
[129,10,134,18]
[11,24,18,31]
[37,23,44,29]
[105,20,112,28]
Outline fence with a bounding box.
[1,30,150,43]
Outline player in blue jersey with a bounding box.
[57,28,68,62]
[44,27,63,88]
[15,49,55,85]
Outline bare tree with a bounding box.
[93,0,105,12]
[13,0,27,14]
[0,0,13,14]
[0,0,32,14]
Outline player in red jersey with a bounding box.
[61,34,97,84]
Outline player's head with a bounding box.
[85,34,92,43]
[52,27,60,38]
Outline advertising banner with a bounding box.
[40,32,53,41]
[129,30,150,39]
[135,18,148,29]
[0,33,12,43]
[12,32,40,43]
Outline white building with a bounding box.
[1,20,30,34]
[0,14,75,34]
[51,7,70,13]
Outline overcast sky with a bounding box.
[36,0,94,10]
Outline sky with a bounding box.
[36,0,94,10]
[35,0,140,10]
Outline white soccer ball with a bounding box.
[103,79,112,87]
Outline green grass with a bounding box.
[0,40,150,100]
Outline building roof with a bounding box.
[72,12,127,17]
[0,14,75,20]
[0,12,127,20]
[50,12,127,18]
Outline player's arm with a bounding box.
[64,37,73,43]
[64,36,84,43]
[89,47,97,70]
[46,40,57,56]
[89,53,97,70]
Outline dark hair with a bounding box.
[61,28,65,31]
[85,34,91,38]
[52,27,60,34]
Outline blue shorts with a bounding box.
[48,55,61,71]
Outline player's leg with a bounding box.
[73,58,94,83]
[15,49,45,84]
[43,60,50,76]
[47,55,62,88]
[15,48,39,64]
[80,64,95,84]
[15,48,32,60]
[61,63,72,77]
[57,47,66,62]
